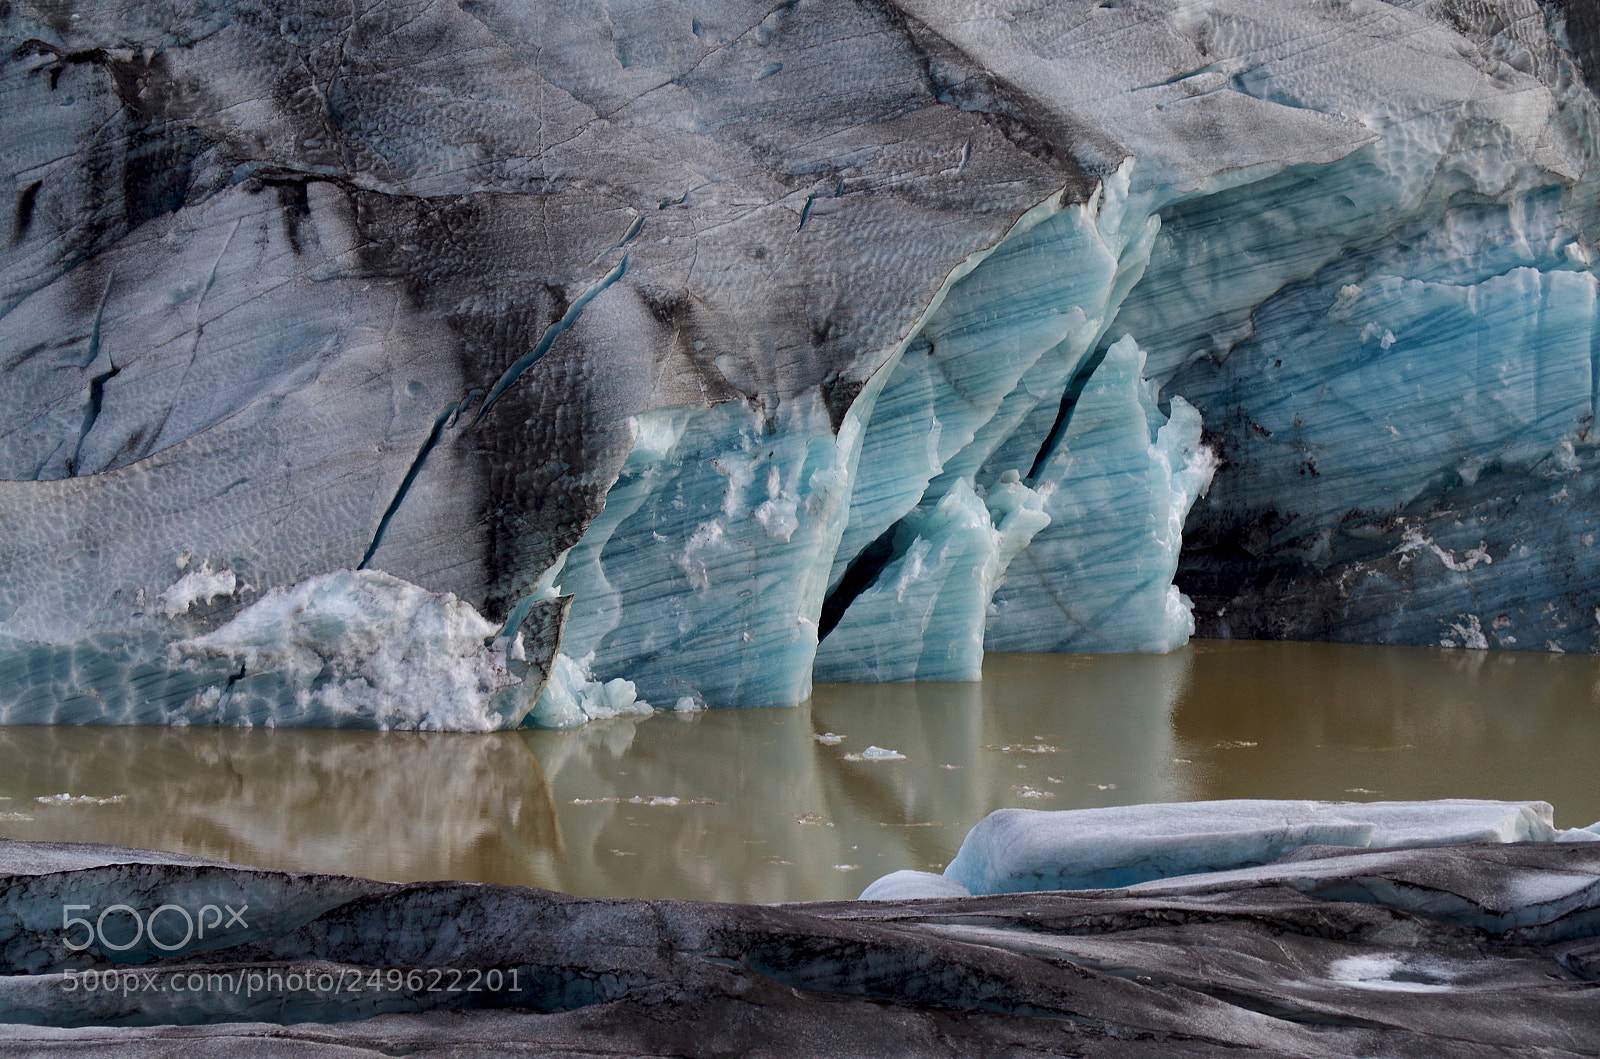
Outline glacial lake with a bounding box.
[1,639,1596,904]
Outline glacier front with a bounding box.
[2,0,1599,725]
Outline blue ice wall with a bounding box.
[1173,187,1600,650]
[986,337,1216,654]
[829,170,1160,589]
[812,477,1048,682]
[536,397,862,710]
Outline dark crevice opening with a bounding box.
[817,525,902,641]
[1026,345,1110,483]
[12,180,40,244]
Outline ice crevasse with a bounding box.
[0,1,1598,726]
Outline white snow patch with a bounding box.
[752,466,800,541]
[1442,614,1490,650]
[158,562,238,617]
[1327,954,1459,992]
[1397,526,1491,572]
[674,520,727,591]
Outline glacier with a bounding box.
[2,0,1600,724]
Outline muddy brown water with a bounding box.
[0,639,1594,903]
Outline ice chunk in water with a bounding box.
[938,799,1560,895]
[859,870,972,901]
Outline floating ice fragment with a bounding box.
[812,732,844,745]
[844,745,905,761]
[937,799,1562,895]
[35,793,126,806]
[570,795,716,807]
[673,696,704,713]
[859,870,972,901]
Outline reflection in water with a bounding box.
[0,641,1595,902]
[1172,640,1600,825]
[0,726,563,884]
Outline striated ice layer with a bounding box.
[1189,252,1595,547]
[548,175,1163,700]
[813,167,1194,680]
[544,397,860,709]
[1096,4,1600,651]
[0,570,559,730]
[986,336,1217,653]
[813,478,1048,682]
[862,799,1565,899]
[830,167,1159,590]
[535,408,695,665]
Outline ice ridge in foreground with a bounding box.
[860,799,1598,901]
